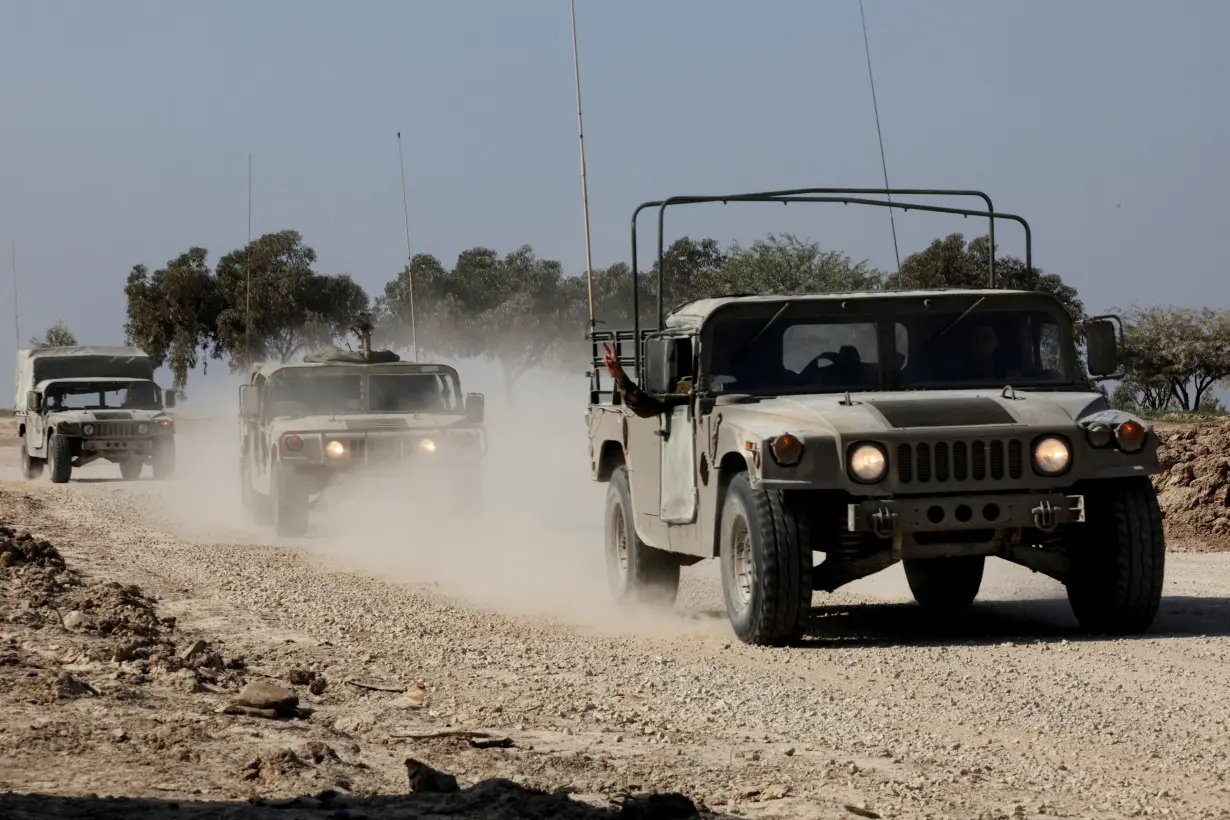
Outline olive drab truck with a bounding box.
[585,187,1164,647]
[14,345,178,483]
[238,314,487,537]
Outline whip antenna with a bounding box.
[396,132,418,362]
[569,0,596,329]
[858,0,901,275]
[245,152,253,366]
[10,242,19,352]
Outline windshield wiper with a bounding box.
[729,302,792,365]
[926,295,987,348]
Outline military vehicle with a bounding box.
[14,345,177,483]
[586,187,1163,647]
[238,315,486,537]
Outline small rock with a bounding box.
[179,640,208,662]
[62,610,86,630]
[403,681,427,708]
[404,757,458,793]
[111,728,128,743]
[844,805,881,819]
[286,668,316,686]
[235,680,299,715]
[783,747,796,757]
[309,676,328,696]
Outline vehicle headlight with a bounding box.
[82,424,95,436]
[137,423,150,435]
[418,438,436,453]
[326,440,345,457]
[848,443,887,483]
[769,433,803,466]
[1115,420,1147,453]
[1033,436,1071,475]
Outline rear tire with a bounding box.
[903,556,985,609]
[19,439,44,481]
[272,462,309,537]
[718,472,812,647]
[119,460,143,481]
[604,465,680,608]
[1066,477,1165,635]
[48,434,73,484]
[240,458,271,525]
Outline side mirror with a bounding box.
[26,391,42,413]
[240,384,261,418]
[163,389,177,409]
[465,393,485,424]
[1085,318,1120,377]
[642,336,693,394]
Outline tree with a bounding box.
[888,233,1085,323]
[1119,305,1230,412]
[213,230,369,368]
[719,233,883,296]
[29,321,78,349]
[124,247,223,396]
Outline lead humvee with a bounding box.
[238,316,486,537]
[586,188,1164,647]
[14,345,177,483]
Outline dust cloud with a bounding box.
[151,358,729,639]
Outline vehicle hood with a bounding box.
[715,389,1108,439]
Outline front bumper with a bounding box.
[847,492,1086,538]
[81,437,162,456]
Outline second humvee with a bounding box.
[238,319,486,536]
[586,187,1164,647]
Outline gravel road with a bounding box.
[2,411,1230,820]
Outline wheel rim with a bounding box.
[731,514,753,609]
[613,504,630,580]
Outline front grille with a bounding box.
[93,421,141,438]
[897,439,1024,485]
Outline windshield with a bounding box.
[46,381,162,411]
[369,374,459,413]
[269,375,362,416]
[703,303,1073,395]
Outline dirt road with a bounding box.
[3,413,1230,820]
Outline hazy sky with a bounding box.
[3,0,1228,407]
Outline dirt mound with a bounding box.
[1153,419,1230,551]
[0,524,67,570]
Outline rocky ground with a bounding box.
[1,414,1229,819]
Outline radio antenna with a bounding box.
[397,131,418,362]
[10,242,19,351]
[858,0,901,275]
[569,0,596,330]
[245,152,253,366]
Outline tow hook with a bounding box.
[1031,500,1059,532]
[870,506,897,539]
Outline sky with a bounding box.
[2,0,1229,409]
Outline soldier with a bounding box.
[601,341,692,419]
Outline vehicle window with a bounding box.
[895,309,1071,387]
[270,375,361,415]
[369,374,457,413]
[46,382,161,411]
[707,315,879,394]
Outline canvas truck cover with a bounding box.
[14,346,154,411]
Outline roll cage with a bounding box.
[586,188,1035,404]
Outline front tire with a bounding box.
[272,462,309,537]
[152,443,175,481]
[48,434,73,484]
[1066,477,1165,635]
[20,438,44,481]
[119,460,143,481]
[719,472,813,647]
[903,556,985,610]
[604,465,680,608]
[240,458,271,525]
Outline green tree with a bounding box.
[123,247,223,396]
[1119,305,1230,412]
[719,233,883,295]
[213,230,369,368]
[29,321,78,349]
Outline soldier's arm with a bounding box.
[615,372,668,418]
